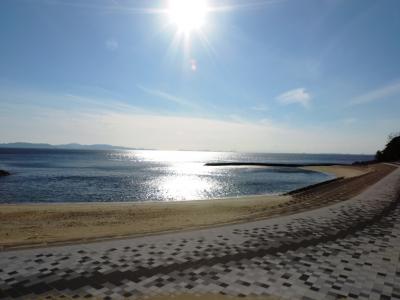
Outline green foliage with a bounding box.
[375,133,400,162]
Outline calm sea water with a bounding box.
[0,149,373,203]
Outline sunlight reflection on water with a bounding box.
[0,149,368,203]
[131,150,225,163]
[109,150,229,200]
[155,175,216,201]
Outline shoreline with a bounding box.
[0,164,368,207]
[301,164,371,178]
[204,162,348,167]
[0,164,388,249]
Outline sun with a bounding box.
[167,0,209,33]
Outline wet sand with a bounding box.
[0,164,392,249]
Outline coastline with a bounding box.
[0,164,389,249]
[0,164,368,206]
[301,164,371,178]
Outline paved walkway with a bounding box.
[1,167,400,299]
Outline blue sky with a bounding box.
[0,0,399,153]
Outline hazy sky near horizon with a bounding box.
[0,0,399,154]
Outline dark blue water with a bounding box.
[0,149,373,203]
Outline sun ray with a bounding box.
[158,0,283,71]
[197,30,218,60]
[207,0,285,13]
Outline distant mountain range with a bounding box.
[0,142,145,151]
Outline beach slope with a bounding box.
[0,164,393,249]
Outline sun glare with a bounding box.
[167,0,209,33]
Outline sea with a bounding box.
[0,149,373,203]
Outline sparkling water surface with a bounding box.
[0,149,373,203]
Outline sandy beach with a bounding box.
[0,164,393,249]
[301,164,371,178]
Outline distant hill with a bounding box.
[0,142,55,149]
[0,142,142,151]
